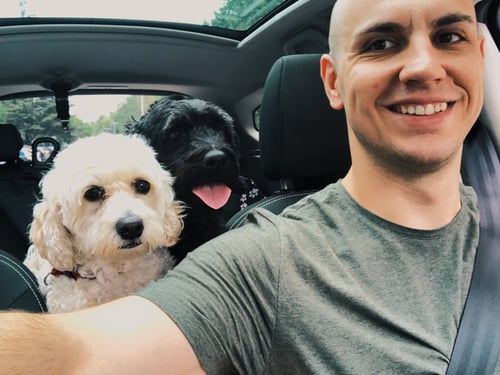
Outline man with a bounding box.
[0,0,489,373]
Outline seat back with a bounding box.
[226,54,350,229]
[0,123,24,165]
[0,249,47,312]
[0,124,42,260]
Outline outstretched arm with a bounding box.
[0,295,205,375]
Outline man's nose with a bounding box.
[398,37,446,84]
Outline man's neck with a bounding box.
[341,161,463,230]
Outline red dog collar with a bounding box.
[49,268,83,280]
[48,268,96,282]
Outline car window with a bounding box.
[0,94,162,159]
[2,0,292,33]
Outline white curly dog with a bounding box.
[24,133,184,313]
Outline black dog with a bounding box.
[126,95,262,263]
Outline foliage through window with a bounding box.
[209,0,288,30]
[0,95,162,153]
[3,0,291,32]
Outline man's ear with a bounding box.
[320,54,344,110]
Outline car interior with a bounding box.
[226,53,351,230]
[0,0,499,363]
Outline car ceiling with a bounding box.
[0,0,333,118]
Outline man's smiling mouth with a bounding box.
[393,102,451,116]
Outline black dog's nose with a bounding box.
[204,149,227,168]
[115,216,144,240]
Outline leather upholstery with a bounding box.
[0,124,23,163]
[0,250,46,312]
[226,54,350,229]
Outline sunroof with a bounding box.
[2,0,291,32]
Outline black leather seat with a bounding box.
[0,123,24,166]
[0,249,46,312]
[0,126,53,312]
[226,54,351,229]
[0,124,42,260]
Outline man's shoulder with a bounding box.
[279,181,350,217]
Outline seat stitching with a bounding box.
[0,254,45,311]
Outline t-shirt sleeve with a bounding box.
[137,209,282,375]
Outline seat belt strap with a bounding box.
[447,124,500,374]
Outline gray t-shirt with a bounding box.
[138,182,483,374]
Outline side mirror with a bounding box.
[31,137,60,167]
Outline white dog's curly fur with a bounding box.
[24,133,184,313]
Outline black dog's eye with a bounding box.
[134,179,150,195]
[84,186,105,202]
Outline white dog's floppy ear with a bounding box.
[29,197,75,271]
[163,199,184,247]
[159,170,184,247]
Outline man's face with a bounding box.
[323,0,484,178]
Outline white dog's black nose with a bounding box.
[115,215,144,240]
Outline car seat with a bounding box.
[0,123,24,166]
[0,249,47,312]
[0,124,42,260]
[226,54,351,229]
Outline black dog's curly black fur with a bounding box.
[126,95,247,264]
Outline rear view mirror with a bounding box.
[31,137,60,167]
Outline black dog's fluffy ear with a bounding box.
[228,119,240,152]
[125,94,193,136]
[124,108,148,135]
[124,117,139,135]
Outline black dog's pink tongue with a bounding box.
[192,184,232,209]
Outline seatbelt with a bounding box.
[446,123,500,374]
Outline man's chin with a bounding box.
[373,148,458,181]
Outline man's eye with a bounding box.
[134,179,150,195]
[437,32,464,44]
[84,186,105,202]
[364,39,396,52]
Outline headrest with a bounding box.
[0,124,23,163]
[259,54,351,185]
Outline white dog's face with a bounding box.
[30,133,183,270]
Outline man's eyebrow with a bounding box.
[356,13,474,37]
[432,13,474,28]
[357,22,405,36]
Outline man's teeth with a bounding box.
[397,102,448,115]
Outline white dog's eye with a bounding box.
[134,179,150,195]
[84,186,105,202]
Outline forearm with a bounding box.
[0,296,205,375]
[0,311,85,374]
